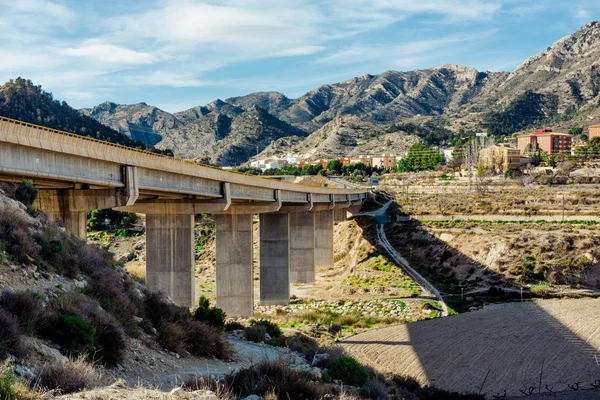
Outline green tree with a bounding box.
[568,126,584,136]
[326,159,343,175]
[397,143,444,172]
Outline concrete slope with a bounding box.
[341,299,600,398]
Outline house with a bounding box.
[371,154,397,169]
[478,144,521,172]
[589,124,600,139]
[517,129,572,155]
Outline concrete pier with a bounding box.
[289,211,315,284]
[216,214,254,318]
[314,210,334,269]
[146,214,195,307]
[62,211,87,240]
[259,213,290,306]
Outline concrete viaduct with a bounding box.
[0,117,367,317]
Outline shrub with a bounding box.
[87,311,127,366]
[144,291,188,327]
[184,321,232,359]
[87,209,138,231]
[37,357,106,394]
[225,361,325,399]
[0,309,25,359]
[244,325,267,343]
[282,333,320,360]
[224,321,245,332]
[0,202,38,264]
[85,268,138,330]
[329,355,369,387]
[0,360,37,400]
[157,322,187,355]
[0,291,45,335]
[52,314,96,357]
[194,296,226,329]
[250,319,281,338]
[14,181,38,208]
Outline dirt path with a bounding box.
[376,224,449,316]
[341,299,600,399]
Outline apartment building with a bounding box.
[589,124,600,139]
[517,129,572,154]
[478,144,521,172]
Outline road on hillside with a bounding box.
[341,299,600,398]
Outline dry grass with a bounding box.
[125,261,146,283]
[37,357,108,394]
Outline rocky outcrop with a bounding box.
[81,102,181,146]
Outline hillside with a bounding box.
[78,21,600,165]
[80,102,181,146]
[157,105,309,165]
[0,78,167,152]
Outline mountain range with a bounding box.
[4,22,600,166]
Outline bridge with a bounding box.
[0,117,367,317]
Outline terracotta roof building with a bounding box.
[517,129,572,155]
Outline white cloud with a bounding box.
[574,8,591,22]
[61,42,157,65]
[125,71,206,88]
[314,34,485,66]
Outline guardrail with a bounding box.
[0,116,368,196]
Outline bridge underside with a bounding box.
[0,117,366,317]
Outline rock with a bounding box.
[34,342,67,362]
[312,353,329,366]
[190,390,217,400]
[264,332,272,342]
[242,395,260,400]
[312,367,323,381]
[170,387,186,398]
[74,280,88,289]
[6,354,16,363]
[132,288,145,300]
[465,296,474,302]
[14,365,35,380]
[469,306,479,311]
[41,390,56,399]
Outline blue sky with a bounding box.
[0,0,598,113]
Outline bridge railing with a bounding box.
[0,116,368,196]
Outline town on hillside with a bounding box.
[241,124,600,178]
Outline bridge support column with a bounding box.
[290,211,315,284]
[315,210,334,269]
[216,214,254,318]
[259,213,290,306]
[146,214,195,308]
[62,212,87,240]
[334,208,347,222]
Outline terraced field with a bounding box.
[342,299,600,398]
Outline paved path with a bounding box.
[341,299,600,399]
[376,224,448,316]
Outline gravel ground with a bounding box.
[341,299,600,399]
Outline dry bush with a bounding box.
[85,268,138,330]
[45,293,128,366]
[125,262,146,283]
[225,361,326,400]
[37,357,107,394]
[0,291,45,335]
[157,322,187,355]
[0,200,38,264]
[0,308,26,358]
[244,325,267,343]
[184,321,232,359]
[282,333,320,361]
[182,376,232,400]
